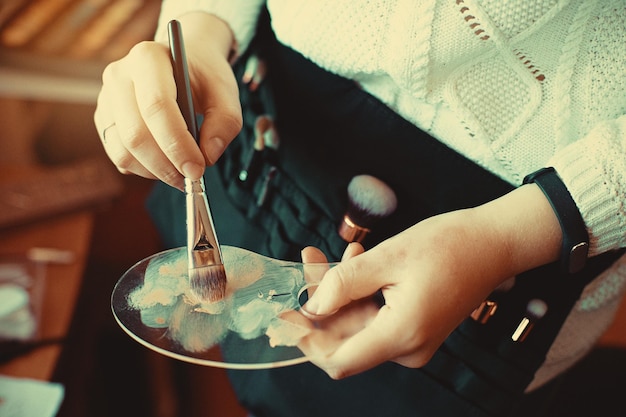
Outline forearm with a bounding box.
[412,183,562,298]
[172,12,234,58]
[472,183,562,279]
[155,0,264,58]
[152,12,234,61]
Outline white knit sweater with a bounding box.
[156,0,626,390]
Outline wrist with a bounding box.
[475,184,562,278]
[164,12,235,60]
[523,167,589,274]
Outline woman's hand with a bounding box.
[295,184,562,380]
[93,12,242,189]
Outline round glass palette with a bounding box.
[111,246,333,369]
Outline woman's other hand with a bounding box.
[296,184,562,380]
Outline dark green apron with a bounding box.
[147,12,622,417]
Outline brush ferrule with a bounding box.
[185,177,223,267]
[470,300,498,324]
[189,248,222,268]
[511,299,548,342]
[512,318,534,342]
[184,177,206,194]
[338,215,371,243]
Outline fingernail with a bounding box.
[341,242,358,261]
[182,161,205,180]
[203,137,226,165]
[173,177,185,192]
[303,297,320,315]
[300,297,338,319]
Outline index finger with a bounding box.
[302,248,392,317]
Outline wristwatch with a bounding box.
[523,167,589,274]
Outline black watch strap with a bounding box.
[523,167,589,275]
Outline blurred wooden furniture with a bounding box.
[0,0,161,103]
[0,160,123,379]
[0,210,93,379]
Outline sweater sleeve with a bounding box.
[154,0,265,57]
[548,114,626,256]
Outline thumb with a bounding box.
[302,249,385,317]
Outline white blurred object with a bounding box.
[0,375,64,417]
[0,261,41,342]
[0,284,36,340]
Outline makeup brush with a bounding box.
[511,298,548,342]
[471,300,498,324]
[168,19,226,302]
[338,175,398,243]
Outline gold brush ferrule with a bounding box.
[338,215,371,243]
[185,177,223,268]
[470,300,498,324]
[512,318,534,342]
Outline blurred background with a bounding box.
[0,0,160,165]
[0,1,246,416]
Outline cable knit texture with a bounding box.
[156,0,626,391]
[156,0,263,52]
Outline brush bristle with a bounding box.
[346,175,398,227]
[189,264,227,302]
[526,299,548,320]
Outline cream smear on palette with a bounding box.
[125,246,317,355]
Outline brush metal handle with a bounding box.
[168,19,199,142]
[169,20,224,269]
[185,177,223,267]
